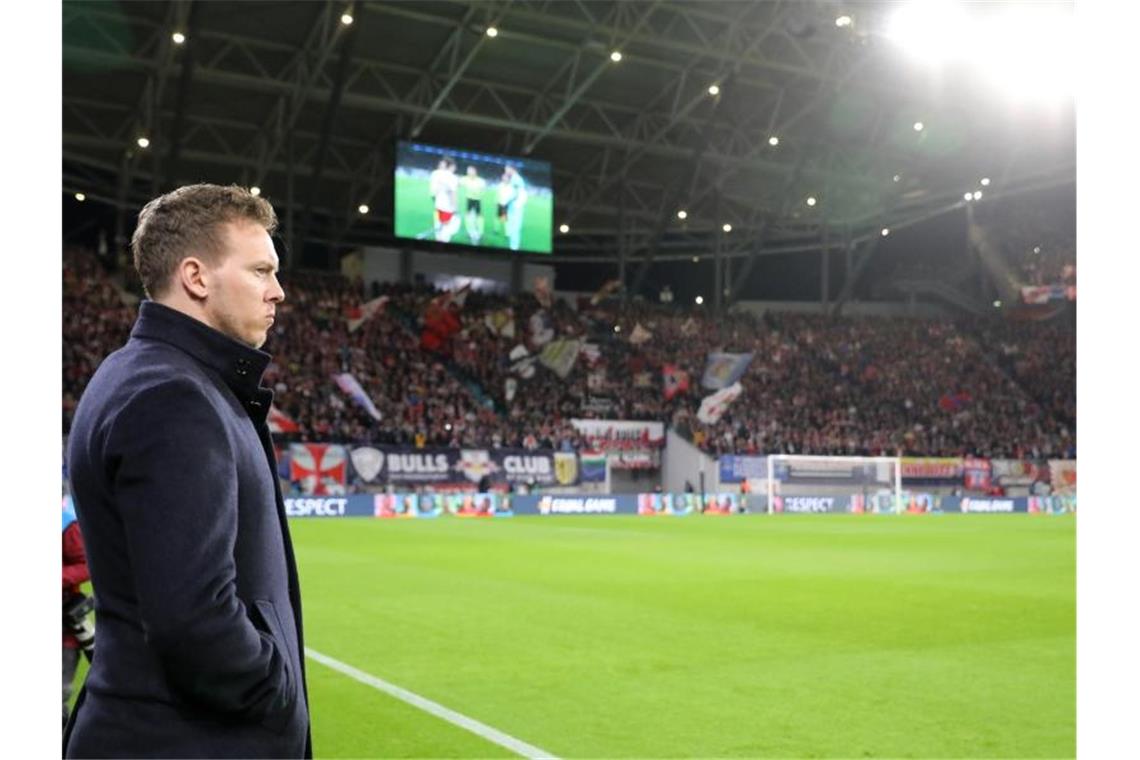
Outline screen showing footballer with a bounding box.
[394,140,553,254]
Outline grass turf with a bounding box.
[292,514,1075,758]
[394,175,553,254]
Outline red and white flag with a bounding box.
[267,405,300,434]
[346,295,389,332]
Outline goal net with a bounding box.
[765,455,902,514]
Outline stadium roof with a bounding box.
[63,0,1074,279]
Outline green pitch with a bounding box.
[394,175,553,254]
[291,514,1074,758]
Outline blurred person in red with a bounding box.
[62,496,91,730]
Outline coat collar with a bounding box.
[131,300,273,404]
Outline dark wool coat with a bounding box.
[65,301,310,759]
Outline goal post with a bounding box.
[765,455,903,514]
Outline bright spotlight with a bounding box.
[768,136,779,147]
[881,228,891,237]
[695,295,704,305]
[993,300,1002,308]
[976,6,1075,103]
[341,13,354,26]
[136,136,150,149]
[559,223,569,234]
[1033,246,1041,254]
[75,192,86,202]
[250,186,261,197]
[964,192,973,201]
[485,26,498,37]
[835,15,853,28]
[172,32,186,45]
[610,51,623,63]
[973,190,983,200]
[692,256,700,263]
[806,196,817,207]
[893,174,901,183]
[980,177,991,187]
[614,325,621,333]
[708,84,720,96]
[913,121,924,132]
[677,209,688,220]
[722,223,732,233]
[358,204,369,214]
[886,1,971,65]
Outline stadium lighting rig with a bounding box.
[340,12,354,26]
[881,227,891,237]
[806,196,817,207]
[980,177,991,186]
[913,121,924,132]
[835,15,853,28]
[695,296,704,305]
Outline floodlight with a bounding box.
[677,209,688,220]
[75,193,86,202]
[722,223,732,233]
[559,223,569,234]
[695,296,704,305]
[806,196,817,207]
[136,137,150,149]
[980,177,991,186]
[341,13,353,26]
[913,121,924,132]
[708,84,720,96]
[610,51,622,62]
[768,136,779,146]
[881,227,890,237]
[885,1,970,65]
[836,15,853,28]
[172,32,186,45]
[972,190,982,200]
[358,204,369,214]
[250,186,261,197]
[486,26,498,37]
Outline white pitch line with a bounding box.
[305,647,559,760]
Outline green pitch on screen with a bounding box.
[394,175,553,254]
[289,515,1074,759]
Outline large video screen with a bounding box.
[394,140,553,254]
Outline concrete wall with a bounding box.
[662,428,719,494]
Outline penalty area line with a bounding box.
[305,647,559,760]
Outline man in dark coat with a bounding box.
[65,184,310,758]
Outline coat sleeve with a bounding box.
[106,379,296,730]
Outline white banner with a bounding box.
[569,419,665,450]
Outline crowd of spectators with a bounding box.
[62,248,1076,460]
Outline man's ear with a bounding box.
[176,256,210,300]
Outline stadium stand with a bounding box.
[63,247,1075,460]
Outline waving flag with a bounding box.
[539,338,582,379]
[333,373,382,420]
[697,382,743,424]
[346,295,389,332]
[267,405,300,434]
[662,364,690,400]
[590,279,622,305]
[701,352,753,390]
[529,311,554,347]
[629,323,653,345]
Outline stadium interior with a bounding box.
[60,2,1078,757]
